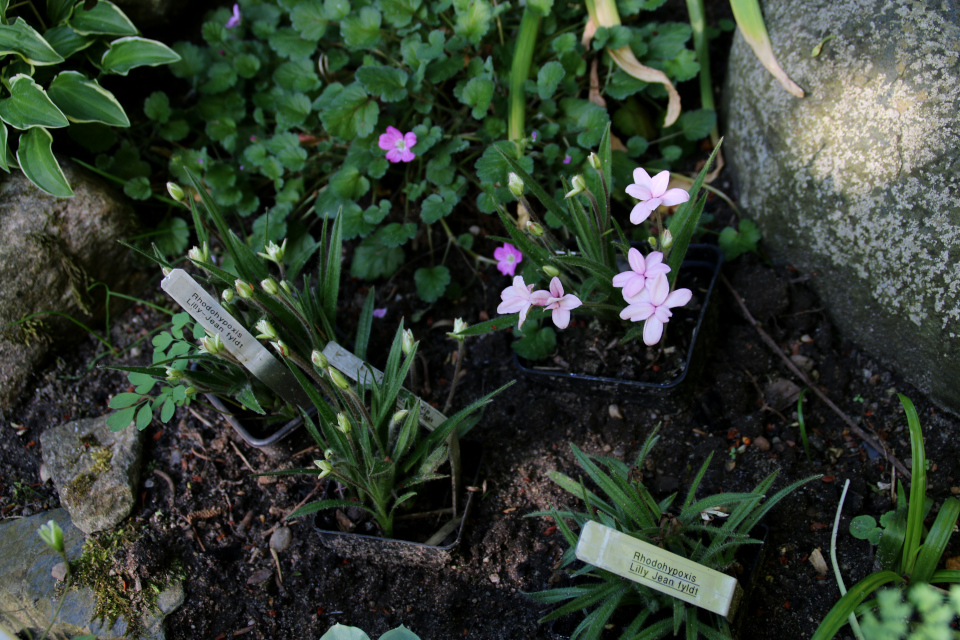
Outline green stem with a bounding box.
[509,8,541,141]
[685,0,719,146]
[443,339,465,415]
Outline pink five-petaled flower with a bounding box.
[378,126,417,163]
[541,277,582,330]
[619,274,692,346]
[493,243,523,276]
[625,168,690,225]
[612,248,671,299]
[225,4,241,28]
[497,276,538,329]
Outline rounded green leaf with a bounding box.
[69,0,137,36]
[47,71,129,126]
[135,402,153,429]
[101,37,181,76]
[319,624,370,640]
[0,18,64,65]
[414,265,450,302]
[17,127,74,197]
[123,176,151,200]
[0,74,69,130]
[106,406,136,431]
[160,397,176,423]
[108,392,142,409]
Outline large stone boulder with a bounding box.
[0,160,144,409]
[40,415,143,535]
[722,0,960,413]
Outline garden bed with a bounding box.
[2,232,958,640]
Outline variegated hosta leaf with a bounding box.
[0,18,64,66]
[17,127,74,197]
[0,74,69,130]
[100,36,181,76]
[47,71,129,126]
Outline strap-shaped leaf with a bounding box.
[69,0,137,36]
[0,74,69,130]
[17,127,73,197]
[911,496,960,584]
[809,571,903,640]
[0,120,8,172]
[101,36,180,76]
[47,71,129,126]
[0,18,64,65]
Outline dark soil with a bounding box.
[3,221,960,640]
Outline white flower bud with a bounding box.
[222,289,235,303]
[565,175,587,199]
[313,459,333,478]
[328,367,350,390]
[166,182,185,202]
[392,409,409,423]
[235,280,254,299]
[261,278,279,296]
[401,329,415,356]
[588,152,601,171]
[311,350,328,368]
[336,413,352,434]
[508,172,524,198]
[255,319,278,341]
[257,239,287,265]
[543,265,560,278]
[271,340,289,358]
[188,242,209,264]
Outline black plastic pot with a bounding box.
[203,393,307,458]
[514,244,723,402]
[313,441,484,568]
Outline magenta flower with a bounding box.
[531,131,538,142]
[493,243,523,276]
[562,155,572,165]
[542,277,581,330]
[372,308,387,318]
[497,276,539,329]
[625,168,690,225]
[619,274,692,346]
[612,248,671,299]
[225,4,241,28]
[378,126,417,163]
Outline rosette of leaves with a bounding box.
[0,0,179,196]
[527,428,817,640]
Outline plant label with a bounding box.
[161,269,311,410]
[322,342,447,430]
[575,521,744,619]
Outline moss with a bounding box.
[65,525,182,639]
[90,447,113,475]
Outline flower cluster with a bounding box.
[498,276,582,330]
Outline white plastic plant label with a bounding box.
[161,269,311,410]
[575,521,744,619]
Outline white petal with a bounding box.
[648,274,670,306]
[664,287,693,309]
[552,308,571,329]
[650,171,671,197]
[643,317,664,345]
[627,247,645,274]
[660,187,690,207]
[632,167,652,189]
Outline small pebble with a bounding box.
[951,487,960,495]
[608,404,623,419]
[489,574,500,584]
[257,475,277,485]
[753,436,771,452]
[39,464,50,483]
[51,562,68,581]
[724,460,736,472]
[270,527,293,552]
[144,479,155,488]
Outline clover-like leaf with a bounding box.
[291,0,328,39]
[460,76,494,120]
[341,7,382,50]
[381,0,422,27]
[537,61,565,100]
[319,82,379,140]
[330,165,370,200]
[414,265,450,302]
[143,91,171,123]
[357,65,408,103]
[419,193,454,223]
[679,108,716,141]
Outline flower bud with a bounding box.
[565,175,587,199]
[38,520,64,555]
[336,413,352,434]
[543,265,560,278]
[188,242,209,264]
[260,278,279,296]
[392,409,409,423]
[525,221,543,237]
[222,288,235,304]
[184,386,197,396]
[200,333,225,355]
[280,280,293,296]
[401,329,415,356]
[166,368,185,381]
[313,459,333,478]
[162,267,172,277]
[166,182,185,202]
[508,172,524,198]
[235,280,254,299]
[328,367,350,390]
[271,340,289,358]
[448,318,468,341]
[324,448,336,460]
[588,152,601,171]
[257,239,287,265]
[659,229,674,251]
[255,319,278,341]
[311,350,328,368]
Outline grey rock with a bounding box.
[722,0,960,414]
[0,160,143,409]
[0,509,183,640]
[270,526,292,552]
[40,415,143,534]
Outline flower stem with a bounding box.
[443,339,465,415]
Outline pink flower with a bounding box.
[625,168,690,225]
[619,274,692,346]
[225,4,241,28]
[542,278,581,330]
[497,276,539,329]
[493,243,523,276]
[372,308,387,318]
[612,249,671,299]
[562,155,572,165]
[378,126,417,163]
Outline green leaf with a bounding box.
[159,119,189,142]
[718,219,761,261]
[160,397,176,422]
[679,109,716,141]
[419,193,453,223]
[475,140,532,185]
[234,53,261,79]
[43,25,93,58]
[319,82,379,140]
[47,0,74,25]
[537,61,565,100]
[106,406,136,431]
[276,92,312,128]
[169,42,205,78]
[273,59,320,92]
[154,216,190,256]
[324,0,351,20]
[69,1,137,35]
[47,71,129,126]
[381,0,422,27]
[101,37,181,76]
[135,402,153,430]
[268,27,318,59]
[414,266,450,302]
[528,0,553,15]
[460,76,494,120]
[200,61,237,94]
[109,392,142,409]
[17,127,73,197]
[378,222,416,247]
[330,165,370,200]
[350,234,405,280]
[143,91,170,123]
[341,6,381,50]
[552,33,577,54]
[291,0,328,39]
[0,18,64,65]
[318,624,371,640]
[512,324,556,360]
[356,65,408,102]
[0,75,68,130]
[453,0,491,44]
[123,176,151,200]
